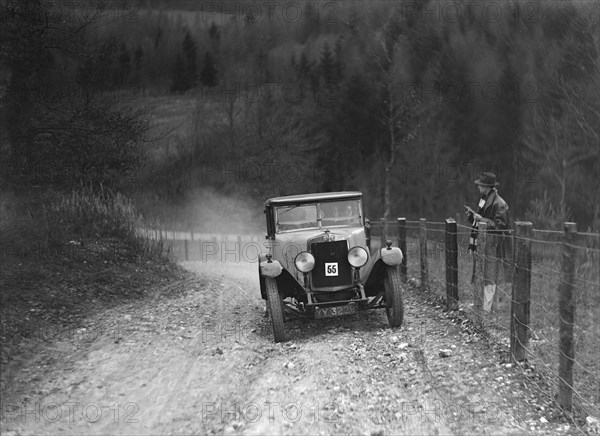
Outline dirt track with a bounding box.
[1,260,570,435]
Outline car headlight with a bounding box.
[294,251,315,272]
[348,246,368,268]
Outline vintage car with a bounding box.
[258,191,404,342]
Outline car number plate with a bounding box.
[325,262,338,276]
[314,303,358,319]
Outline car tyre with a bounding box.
[384,266,404,328]
[265,277,286,342]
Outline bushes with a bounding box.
[524,191,570,231]
[49,184,168,258]
[47,184,139,239]
[1,185,167,265]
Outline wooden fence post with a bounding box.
[510,221,532,363]
[473,221,488,326]
[210,235,217,262]
[558,222,577,412]
[397,218,407,282]
[184,239,189,261]
[365,218,371,251]
[420,218,428,292]
[445,218,458,311]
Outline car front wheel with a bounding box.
[265,277,286,342]
[384,266,404,328]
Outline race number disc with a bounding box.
[325,262,338,276]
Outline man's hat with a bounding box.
[474,172,499,187]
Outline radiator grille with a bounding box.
[310,240,352,288]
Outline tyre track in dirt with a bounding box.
[1,260,566,435]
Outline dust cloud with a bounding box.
[182,187,264,236]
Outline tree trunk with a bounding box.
[383,89,395,238]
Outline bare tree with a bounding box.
[524,67,599,223]
[379,38,426,236]
[1,0,149,188]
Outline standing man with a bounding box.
[466,172,510,312]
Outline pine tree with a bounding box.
[295,51,313,98]
[133,45,143,86]
[117,43,131,87]
[297,52,311,80]
[302,2,320,42]
[182,29,197,87]
[256,49,272,83]
[320,41,335,88]
[154,25,163,49]
[245,8,257,25]
[334,37,344,83]
[208,21,220,49]
[170,54,187,93]
[200,51,218,87]
[97,37,118,90]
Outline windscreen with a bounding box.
[276,204,319,231]
[320,200,362,227]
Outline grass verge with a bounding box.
[0,184,191,363]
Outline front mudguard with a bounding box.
[362,246,403,297]
[258,253,306,302]
[380,246,403,266]
[260,259,283,278]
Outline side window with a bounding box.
[265,206,275,237]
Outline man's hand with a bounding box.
[473,213,483,222]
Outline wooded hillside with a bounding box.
[1,0,598,230]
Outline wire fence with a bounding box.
[369,217,600,421]
[136,228,264,262]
